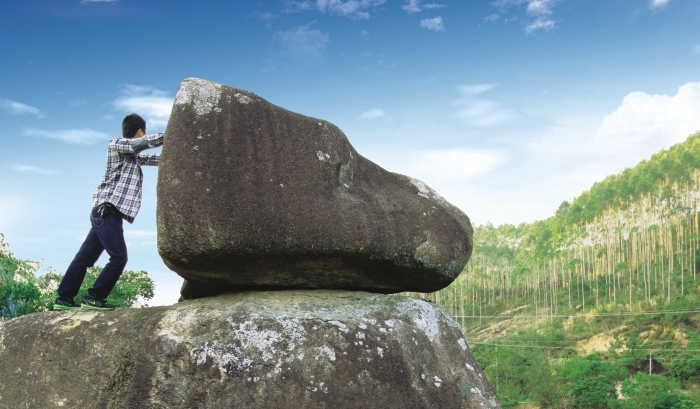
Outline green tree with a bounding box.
[569,377,618,409]
[620,373,698,409]
[1,234,155,318]
[560,354,623,408]
[0,255,41,319]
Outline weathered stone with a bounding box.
[0,291,499,409]
[158,78,473,298]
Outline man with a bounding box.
[54,113,164,311]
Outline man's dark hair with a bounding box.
[122,113,146,138]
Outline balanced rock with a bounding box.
[158,78,473,299]
[0,291,499,409]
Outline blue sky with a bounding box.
[1,0,699,305]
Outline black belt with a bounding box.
[98,203,122,217]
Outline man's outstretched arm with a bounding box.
[110,132,164,155]
[137,153,160,166]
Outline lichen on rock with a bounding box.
[0,291,499,408]
[158,77,473,299]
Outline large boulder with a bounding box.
[0,291,499,408]
[158,78,473,299]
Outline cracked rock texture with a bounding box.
[157,78,473,299]
[0,291,499,409]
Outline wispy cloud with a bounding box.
[0,99,44,118]
[359,108,386,119]
[649,0,671,10]
[420,16,445,32]
[484,13,500,23]
[419,149,505,182]
[13,164,57,176]
[69,99,86,107]
[23,128,111,145]
[282,0,386,20]
[112,85,173,131]
[402,0,445,13]
[525,18,555,34]
[248,11,279,26]
[272,22,330,66]
[492,0,559,34]
[457,84,498,96]
[360,56,397,73]
[361,29,369,40]
[452,84,514,126]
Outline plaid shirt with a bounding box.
[92,133,164,223]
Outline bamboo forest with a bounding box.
[415,132,700,408]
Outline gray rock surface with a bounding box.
[0,291,499,409]
[158,78,473,299]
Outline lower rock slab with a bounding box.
[0,290,499,409]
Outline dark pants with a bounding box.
[57,205,128,302]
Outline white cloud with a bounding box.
[420,16,445,32]
[402,0,421,12]
[484,13,500,23]
[457,83,498,96]
[369,147,507,222]
[593,82,700,153]
[249,11,279,22]
[361,30,369,40]
[13,164,57,176]
[402,0,445,13]
[417,149,505,183]
[69,99,86,107]
[0,99,44,117]
[272,22,330,65]
[525,0,556,16]
[23,128,111,145]
[525,18,555,34]
[649,0,671,10]
[359,108,386,119]
[112,85,173,131]
[452,84,513,126]
[695,45,700,54]
[493,0,559,33]
[283,0,386,20]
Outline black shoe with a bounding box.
[53,298,82,311]
[81,297,116,311]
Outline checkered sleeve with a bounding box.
[110,133,165,154]
[137,153,160,166]
[147,132,164,148]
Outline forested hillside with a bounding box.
[416,132,700,408]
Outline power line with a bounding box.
[452,309,700,318]
[465,339,700,345]
[467,342,700,353]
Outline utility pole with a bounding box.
[496,343,499,393]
